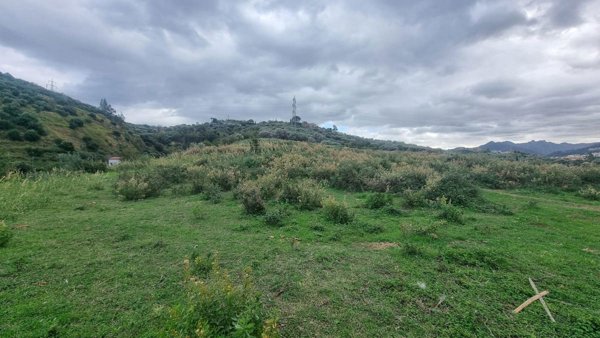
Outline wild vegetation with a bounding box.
[1,139,599,336]
[0,72,147,174]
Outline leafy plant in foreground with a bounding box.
[166,253,279,337]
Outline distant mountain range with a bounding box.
[462,140,600,157]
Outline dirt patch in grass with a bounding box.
[360,242,399,250]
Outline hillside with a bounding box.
[132,119,429,154]
[469,140,598,156]
[0,72,148,173]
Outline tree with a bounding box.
[23,129,41,142]
[99,98,117,116]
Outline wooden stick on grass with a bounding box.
[513,291,549,314]
[529,278,556,323]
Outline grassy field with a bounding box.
[1,170,599,337]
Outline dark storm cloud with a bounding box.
[1,0,599,148]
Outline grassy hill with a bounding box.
[0,72,148,173]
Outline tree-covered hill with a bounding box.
[0,72,148,173]
[132,119,429,154]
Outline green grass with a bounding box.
[1,173,600,337]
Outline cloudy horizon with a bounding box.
[1,0,599,149]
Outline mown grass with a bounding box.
[1,146,600,337]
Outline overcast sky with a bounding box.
[1,0,599,148]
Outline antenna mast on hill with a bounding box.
[292,96,297,119]
[46,79,56,91]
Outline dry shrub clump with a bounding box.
[279,179,324,210]
[322,197,354,224]
[115,172,163,201]
[237,181,266,214]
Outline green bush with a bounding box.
[23,129,41,141]
[357,222,385,234]
[364,193,392,209]
[154,165,188,184]
[382,205,403,216]
[322,197,354,224]
[6,129,22,141]
[167,253,279,337]
[436,198,465,224]
[578,186,600,201]
[208,169,239,191]
[202,183,222,204]
[425,172,480,206]
[237,181,266,214]
[68,118,84,129]
[264,208,286,227]
[402,190,428,208]
[0,220,13,247]
[54,139,75,152]
[279,179,324,210]
[0,119,14,130]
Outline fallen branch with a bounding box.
[529,278,556,322]
[513,291,549,314]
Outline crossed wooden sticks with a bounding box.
[513,278,556,322]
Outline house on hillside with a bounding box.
[108,156,122,166]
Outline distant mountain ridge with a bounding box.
[472,140,599,156]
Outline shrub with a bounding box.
[364,193,392,209]
[436,197,465,224]
[279,179,324,210]
[14,162,33,174]
[208,169,239,191]
[402,190,428,208]
[373,167,431,193]
[264,208,286,227]
[403,243,423,257]
[322,197,354,224]
[382,205,403,216]
[255,173,283,200]
[0,119,14,130]
[330,161,371,191]
[23,129,41,142]
[167,253,279,337]
[237,181,266,214]
[68,118,84,129]
[115,173,163,201]
[54,139,75,152]
[425,172,480,206]
[357,222,385,234]
[6,129,22,141]
[154,165,188,184]
[191,205,207,220]
[578,186,600,201]
[202,183,222,204]
[0,220,13,247]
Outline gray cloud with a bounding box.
[0,0,599,148]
